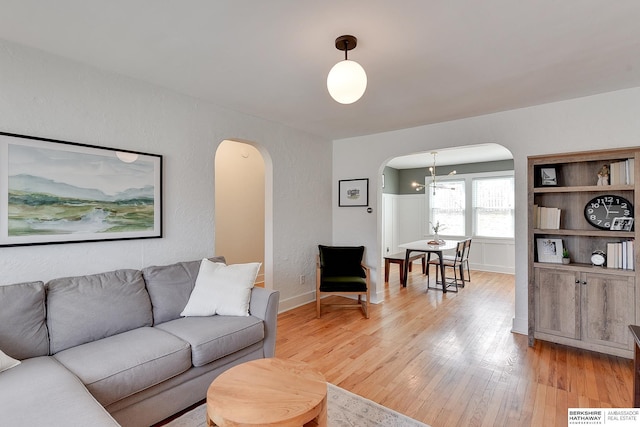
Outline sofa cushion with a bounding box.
[143,256,226,324]
[53,327,191,407]
[47,269,152,354]
[181,260,260,317]
[155,315,264,367]
[0,281,49,359]
[0,356,119,427]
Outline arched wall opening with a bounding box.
[378,143,515,294]
[214,139,274,289]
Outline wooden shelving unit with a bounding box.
[528,148,640,358]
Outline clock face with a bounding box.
[584,195,634,230]
[591,251,606,266]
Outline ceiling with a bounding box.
[1,1,640,142]
[386,143,513,169]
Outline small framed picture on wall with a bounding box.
[338,178,369,207]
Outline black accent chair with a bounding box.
[316,245,370,318]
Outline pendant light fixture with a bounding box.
[116,151,139,163]
[327,35,367,104]
[411,152,457,195]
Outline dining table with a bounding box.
[398,239,460,292]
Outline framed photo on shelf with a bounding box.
[611,217,634,231]
[338,178,369,207]
[536,238,564,263]
[539,167,558,186]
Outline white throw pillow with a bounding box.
[181,259,261,317]
[0,349,20,373]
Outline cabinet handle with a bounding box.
[575,279,580,284]
[581,281,587,285]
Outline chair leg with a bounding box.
[359,293,369,318]
[364,274,370,318]
[438,265,461,293]
[316,264,322,318]
[464,261,471,282]
[429,261,444,291]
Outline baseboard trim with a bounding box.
[511,316,528,335]
[278,290,315,313]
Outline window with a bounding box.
[428,180,465,236]
[472,176,514,238]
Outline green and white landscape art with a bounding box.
[1,133,162,246]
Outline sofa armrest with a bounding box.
[249,287,280,358]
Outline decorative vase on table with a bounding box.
[429,221,444,245]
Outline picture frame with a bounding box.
[339,178,369,207]
[0,132,162,247]
[611,217,634,231]
[539,167,558,186]
[536,238,564,263]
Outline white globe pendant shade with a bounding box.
[327,59,367,104]
[116,151,139,163]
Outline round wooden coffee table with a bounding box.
[206,358,327,427]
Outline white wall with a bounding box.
[333,87,640,334]
[0,39,332,309]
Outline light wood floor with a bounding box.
[275,265,634,427]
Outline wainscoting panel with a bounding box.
[468,238,515,274]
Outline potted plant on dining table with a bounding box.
[428,221,445,245]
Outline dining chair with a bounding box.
[426,239,466,292]
[316,245,370,318]
[441,237,472,285]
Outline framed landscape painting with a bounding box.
[0,132,162,246]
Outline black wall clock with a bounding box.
[584,195,634,230]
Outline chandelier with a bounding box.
[411,152,457,195]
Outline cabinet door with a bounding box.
[581,272,635,350]
[535,268,581,339]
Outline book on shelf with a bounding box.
[533,204,561,229]
[609,159,634,185]
[606,240,634,270]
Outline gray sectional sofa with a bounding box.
[0,257,280,427]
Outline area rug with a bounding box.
[165,383,430,427]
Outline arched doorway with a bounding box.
[214,140,268,287]
[380,143,515,285]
